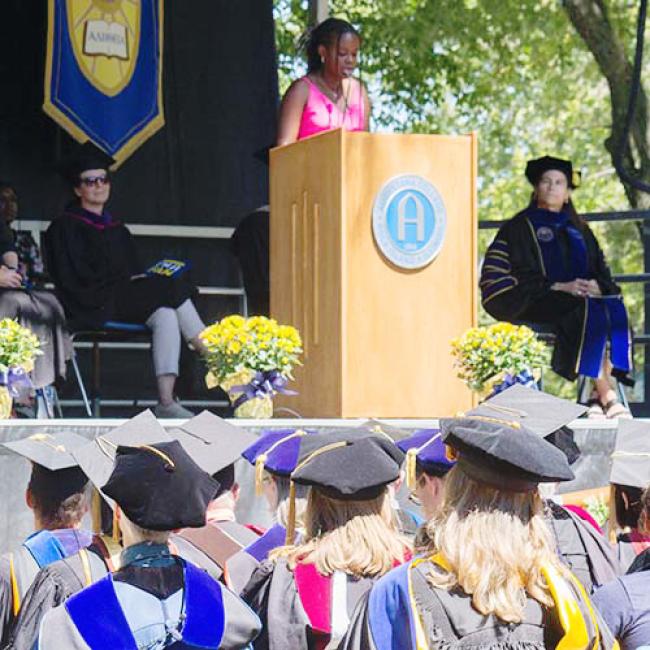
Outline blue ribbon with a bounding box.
[0,366,33,398]
[231,370,297,408]
[488,369,539,399]
[578,296,632,378]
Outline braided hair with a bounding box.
[303,18,360,73]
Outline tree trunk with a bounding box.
[563,0,650,210]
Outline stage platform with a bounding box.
[0,417,620,550]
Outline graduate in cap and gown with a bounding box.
[37,438,261,649]
[242,431,412,650]
[0,432,94,645]
[468,384,622,594]
[5,411,171,650]
[226,428,312,594]
[341,415,619,650]
[592,421,650,648]
[358,420,426,538]
[603,419,650,571]
[166,411,262,584]
[396,429,456,549]
[44,143,207,419]
[480,156,633,418]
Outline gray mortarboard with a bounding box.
[3,432,90,502]
[610,419,650,489]
[466,385,585,464]
[169,410,257,476]
[358,419,413,443]
[72,410,173,499]
[440,415,574,492]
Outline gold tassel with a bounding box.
[112,506,120,544]
[255,454,268,496]
[405,448,418,490]
[91,489,102,534]
[285,480,297,545]
[445,445,458,462]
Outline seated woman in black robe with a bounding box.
[0,182,71,401]
[45,146,207,418]
[480,156,632,418]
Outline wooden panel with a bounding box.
[341,132,476,417]
[269,130,344,416]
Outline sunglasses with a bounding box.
[79,175,110,187]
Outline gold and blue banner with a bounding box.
[44,0,164,166]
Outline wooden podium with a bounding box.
[269,129,477,418]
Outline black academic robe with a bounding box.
[546,500,622,594]
[44,205,196,330]
[480,209,623,381]
[5,545,111,650]
[243,558,380,650]
[340,557,617,650]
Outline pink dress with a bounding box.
[297,76,365,140]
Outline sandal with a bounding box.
[584,391,606,419]
[603,398,632,420]
[585,399,606,419]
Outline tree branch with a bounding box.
[563,0,650,206]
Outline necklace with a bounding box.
[312,73,352,126]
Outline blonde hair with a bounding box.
[120,513,171,546]
[424,467,562,623]
[271,488,410,578]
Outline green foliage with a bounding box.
[273,0,645,399]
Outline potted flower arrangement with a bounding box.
[451,322,547,399]
[200,315,303,418]
[0,318,41,418]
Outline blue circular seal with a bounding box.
[372,174,447,270]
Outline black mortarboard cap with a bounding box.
[525,155,581,189]
[72,410,173,493]
[440,416,574,491]
[467,385,584,464]
[610,419,650,489]
[169,411,257,477]
[102,440,219,531]
[3,432,90,502]
[59,142,115,186]
[292,431,404,500]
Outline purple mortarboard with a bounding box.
[396,429,456,489]
[242,428,313,495]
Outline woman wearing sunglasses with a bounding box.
[44,144,207,418]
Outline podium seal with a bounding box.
[372,174,447,270]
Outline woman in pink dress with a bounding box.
[277,18,370,146]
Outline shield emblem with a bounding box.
[66,0,141,97]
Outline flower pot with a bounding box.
[220,369,274,419]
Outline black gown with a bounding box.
[480,208,628,382]
[44,205,196,331]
